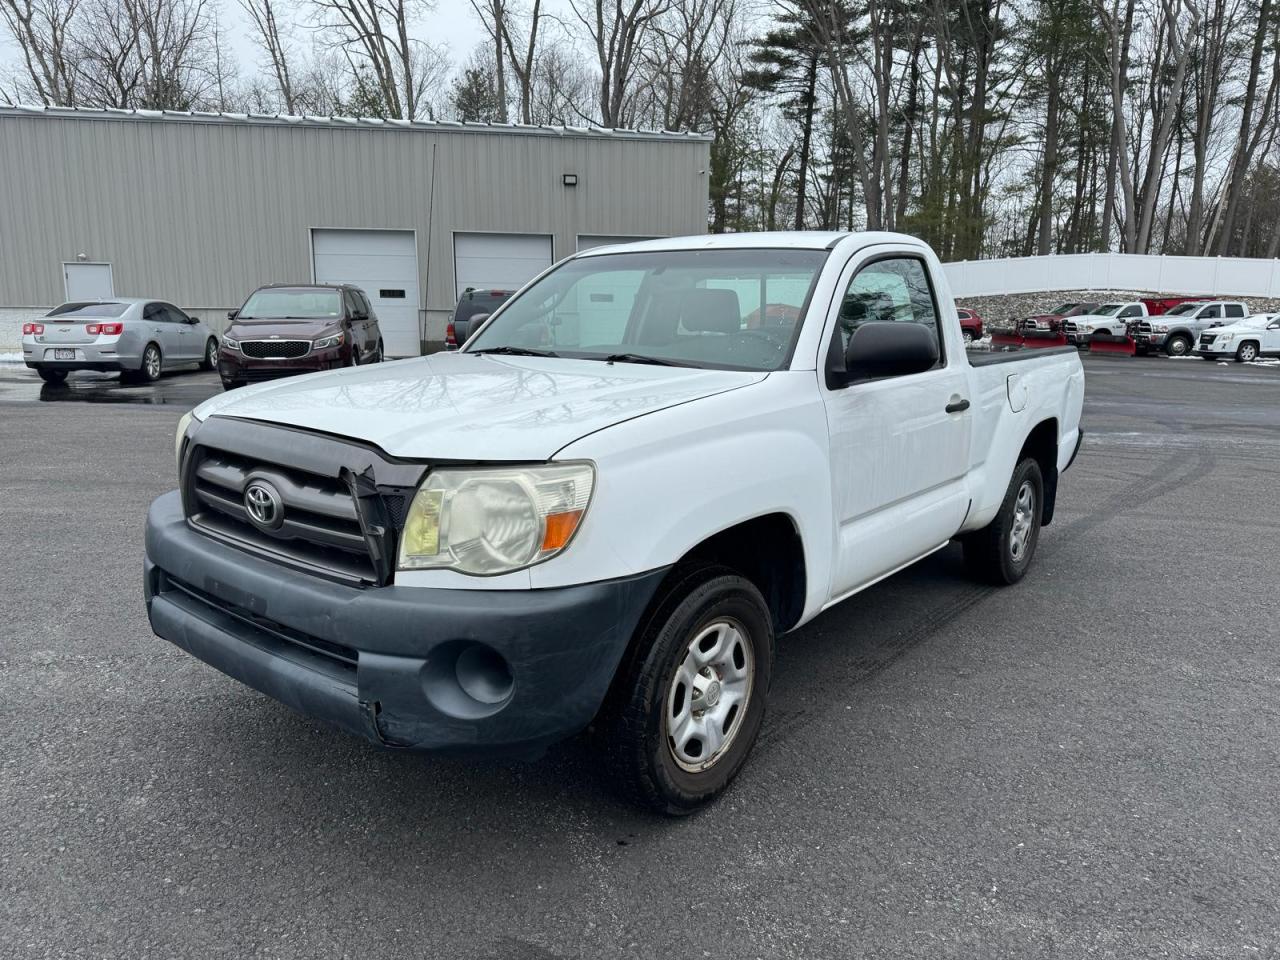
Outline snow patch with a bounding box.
[0,352,26,363]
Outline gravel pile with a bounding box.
[956,289,1280,331]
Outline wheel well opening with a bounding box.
[680,513,807,634]
[1019,419,1059,526]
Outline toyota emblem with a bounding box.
[244,480,283,530]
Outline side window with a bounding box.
[342,290,361,317]
[834,257,942,359]
[1225,304,1244,318]
[1119,306,1141,318]
[143,302,166,322]
[359,291,374,317]
[163,303,188,324]
[1202,304,1223,319]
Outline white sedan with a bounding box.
[1195,314,1280,362]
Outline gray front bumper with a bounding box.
[144,490,667,755]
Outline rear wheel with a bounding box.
[37,368,67,384]
[1237,341,1260,362]
[199,337,218,371]
[220,377,242,390]
[132,343,162,382]
[600,564,774,815]
[373,340,384,363]
[963,457,1044,585]
[1165,334,1192,357]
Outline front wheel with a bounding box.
[1165,334,1192,357]
[962,457,1044,585]
[199,337,218,371]
[962,330,975,345]
[1237,342,1260,362]
[600,565,774,815]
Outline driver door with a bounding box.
[820,252,973,601]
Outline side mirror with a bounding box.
[187,315,200,325]
[226,309,238,321]
[830,321,939,387]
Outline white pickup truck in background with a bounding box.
[146,231,1085,814]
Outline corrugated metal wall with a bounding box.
[0,111,711,343]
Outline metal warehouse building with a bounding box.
[0,105,711,355]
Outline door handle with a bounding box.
[945,397,970,413]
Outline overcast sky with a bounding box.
[0,1,518,104]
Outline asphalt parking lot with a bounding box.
[2,354,1278,959]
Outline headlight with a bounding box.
[221,335,239,349]
[313,331,345,350]
[1082,324,1094,333]
[398,463,594,575]
[175,411,194,470]
[1152,323,1168,333]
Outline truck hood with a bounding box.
[193,352,767,460]
[1071,313,1125,324]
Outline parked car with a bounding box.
[146,231,1084,814]
[1194,313,1280,361]
[22,298,217,384]
[1019,301,1100,336]
[1064,302,1148,344]
[1131,300,1248,356]
[955,307,984,343]
[446,288,511,348]
[218,284,383,389]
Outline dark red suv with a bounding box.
[218,284,384,390]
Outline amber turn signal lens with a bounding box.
[541,510,584,552]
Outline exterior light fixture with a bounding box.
[562,173,578,187]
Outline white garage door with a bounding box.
[577,235,659,252]
[453,233,553,298]
[312,229,420,357]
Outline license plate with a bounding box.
[53,348,75,360]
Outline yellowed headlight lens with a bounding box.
[402,489,443,557]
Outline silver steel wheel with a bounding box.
[1009,479,1036,562]
[963,330,974,344]
[1168,336,1189,356]
[206,340,218,366]
[144,346,161,379]
[1240,343,1258,362]
[665,618,754,773]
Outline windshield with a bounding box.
[1050,302,1079,314]
[464,249,828,371]
[239,288,341,320]
[1095,303,1125,316]
[47,302,130,318]
[1163,303,1202,316]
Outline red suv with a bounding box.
[218,284,384,390]
[956,308,984,343]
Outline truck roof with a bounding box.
[574,231,927,255]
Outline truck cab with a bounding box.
[1064,302,1147,344]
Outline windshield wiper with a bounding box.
[469,345,559,358]
[600,353,691,367]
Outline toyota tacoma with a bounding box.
[145,232,1085,814]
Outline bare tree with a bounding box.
[311,0,446,118]
[569,0,671,127]
[0,0,80,104]
[238,0,300,112]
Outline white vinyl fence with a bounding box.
[942,253,1280,299]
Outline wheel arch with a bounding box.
[653,512,808,636]
[1018,418,1059,525]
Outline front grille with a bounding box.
[187,447,377,584]
[1201,333,1217,345]
[240,339,310,359]
[1138,322,1153,335]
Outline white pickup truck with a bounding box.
[145,232,1085,813]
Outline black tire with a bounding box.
[962,330,975,345]
[220,377,242,390]
[962,457,1044,586]
[37,367,68,384]
[1134,345,1149,357]
[373,340,384,363]
[133,343,162,382]
[1236,341,1260,363]
[1165,334,1192,357]
[199,337,218,371]
[599,564,775,815]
